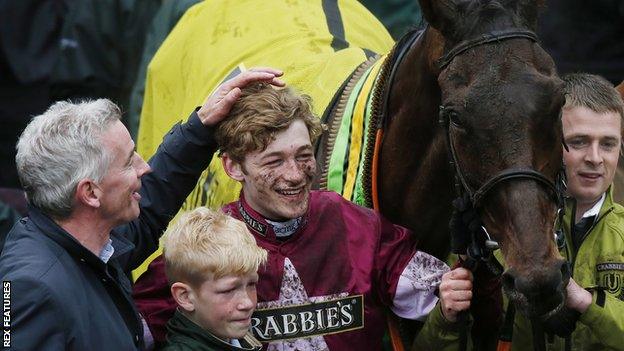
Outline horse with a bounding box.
[136,0,567,348]
[375,0,567,317]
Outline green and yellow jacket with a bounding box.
[509,187,624,351]
[412,302,462,350]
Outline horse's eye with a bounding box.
[448,110,463,127]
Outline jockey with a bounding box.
[133,73,472,350]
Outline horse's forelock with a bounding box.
[453,0,536,39]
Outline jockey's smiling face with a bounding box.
[563,106,621,210]
[225,119,317,221]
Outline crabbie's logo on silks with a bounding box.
[251,295,364,341]
[596,262,624,300]
[238,202,266,236]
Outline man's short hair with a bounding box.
[563,73,624,133]
[215,83,323,162]
[163,207,267,287]
[16,99,120,219]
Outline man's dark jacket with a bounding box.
[0,111,216,350]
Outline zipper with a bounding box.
[564,202,613,351]
[569,207,614,277]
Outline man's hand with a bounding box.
[439,267,473,322]
[542,278,588,337]
[565,278,592,313]
[197,67,285,126]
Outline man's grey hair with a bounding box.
[16,99,121,219]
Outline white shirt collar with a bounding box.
[99,239,115,263]
[581,193,606,219]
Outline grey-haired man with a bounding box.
[0,69,283,350]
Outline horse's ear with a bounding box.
[419,0,467,37]
[507,0,546,31]
[616,81,624,100]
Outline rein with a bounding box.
[437,29,566,351]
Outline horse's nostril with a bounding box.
[512,263,566,300]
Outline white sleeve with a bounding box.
[391,251,449,321]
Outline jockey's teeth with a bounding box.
[279,189,301,196]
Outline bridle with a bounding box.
[437,29,563,210]
[437,29,568,351]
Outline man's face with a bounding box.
[98,120,151,226]
[237,119,316,221]
[192,272,259,340]
[562,106,621,208]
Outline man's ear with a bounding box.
[75,179,101,208]
[171,282,196,313]
[221,153,245,181]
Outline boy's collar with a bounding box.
[173,310,250,349]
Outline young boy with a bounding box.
[162,207,268,351]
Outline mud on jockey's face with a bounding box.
[239,120,317,221]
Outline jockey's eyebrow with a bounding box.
[297,145,314,153]
[260,145,314,159]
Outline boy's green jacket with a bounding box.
[162,310,262,351]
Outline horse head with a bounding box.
[422,0,567,318]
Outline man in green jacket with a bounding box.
[506,73,624,350]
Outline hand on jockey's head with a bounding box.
[197,67,285,126]
[439,267,473,323]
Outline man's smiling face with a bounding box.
[563,106,621,209]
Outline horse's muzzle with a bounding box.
[502,259,571,317]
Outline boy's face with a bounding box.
[235,119,317,221]
[563,106,622,208]
[191,272,259,340]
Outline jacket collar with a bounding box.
[167,310,261,350]
[27,205,135,268]
[236,193,308,241]
[563,186,617,237]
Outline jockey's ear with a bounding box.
[222,153,245,182]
